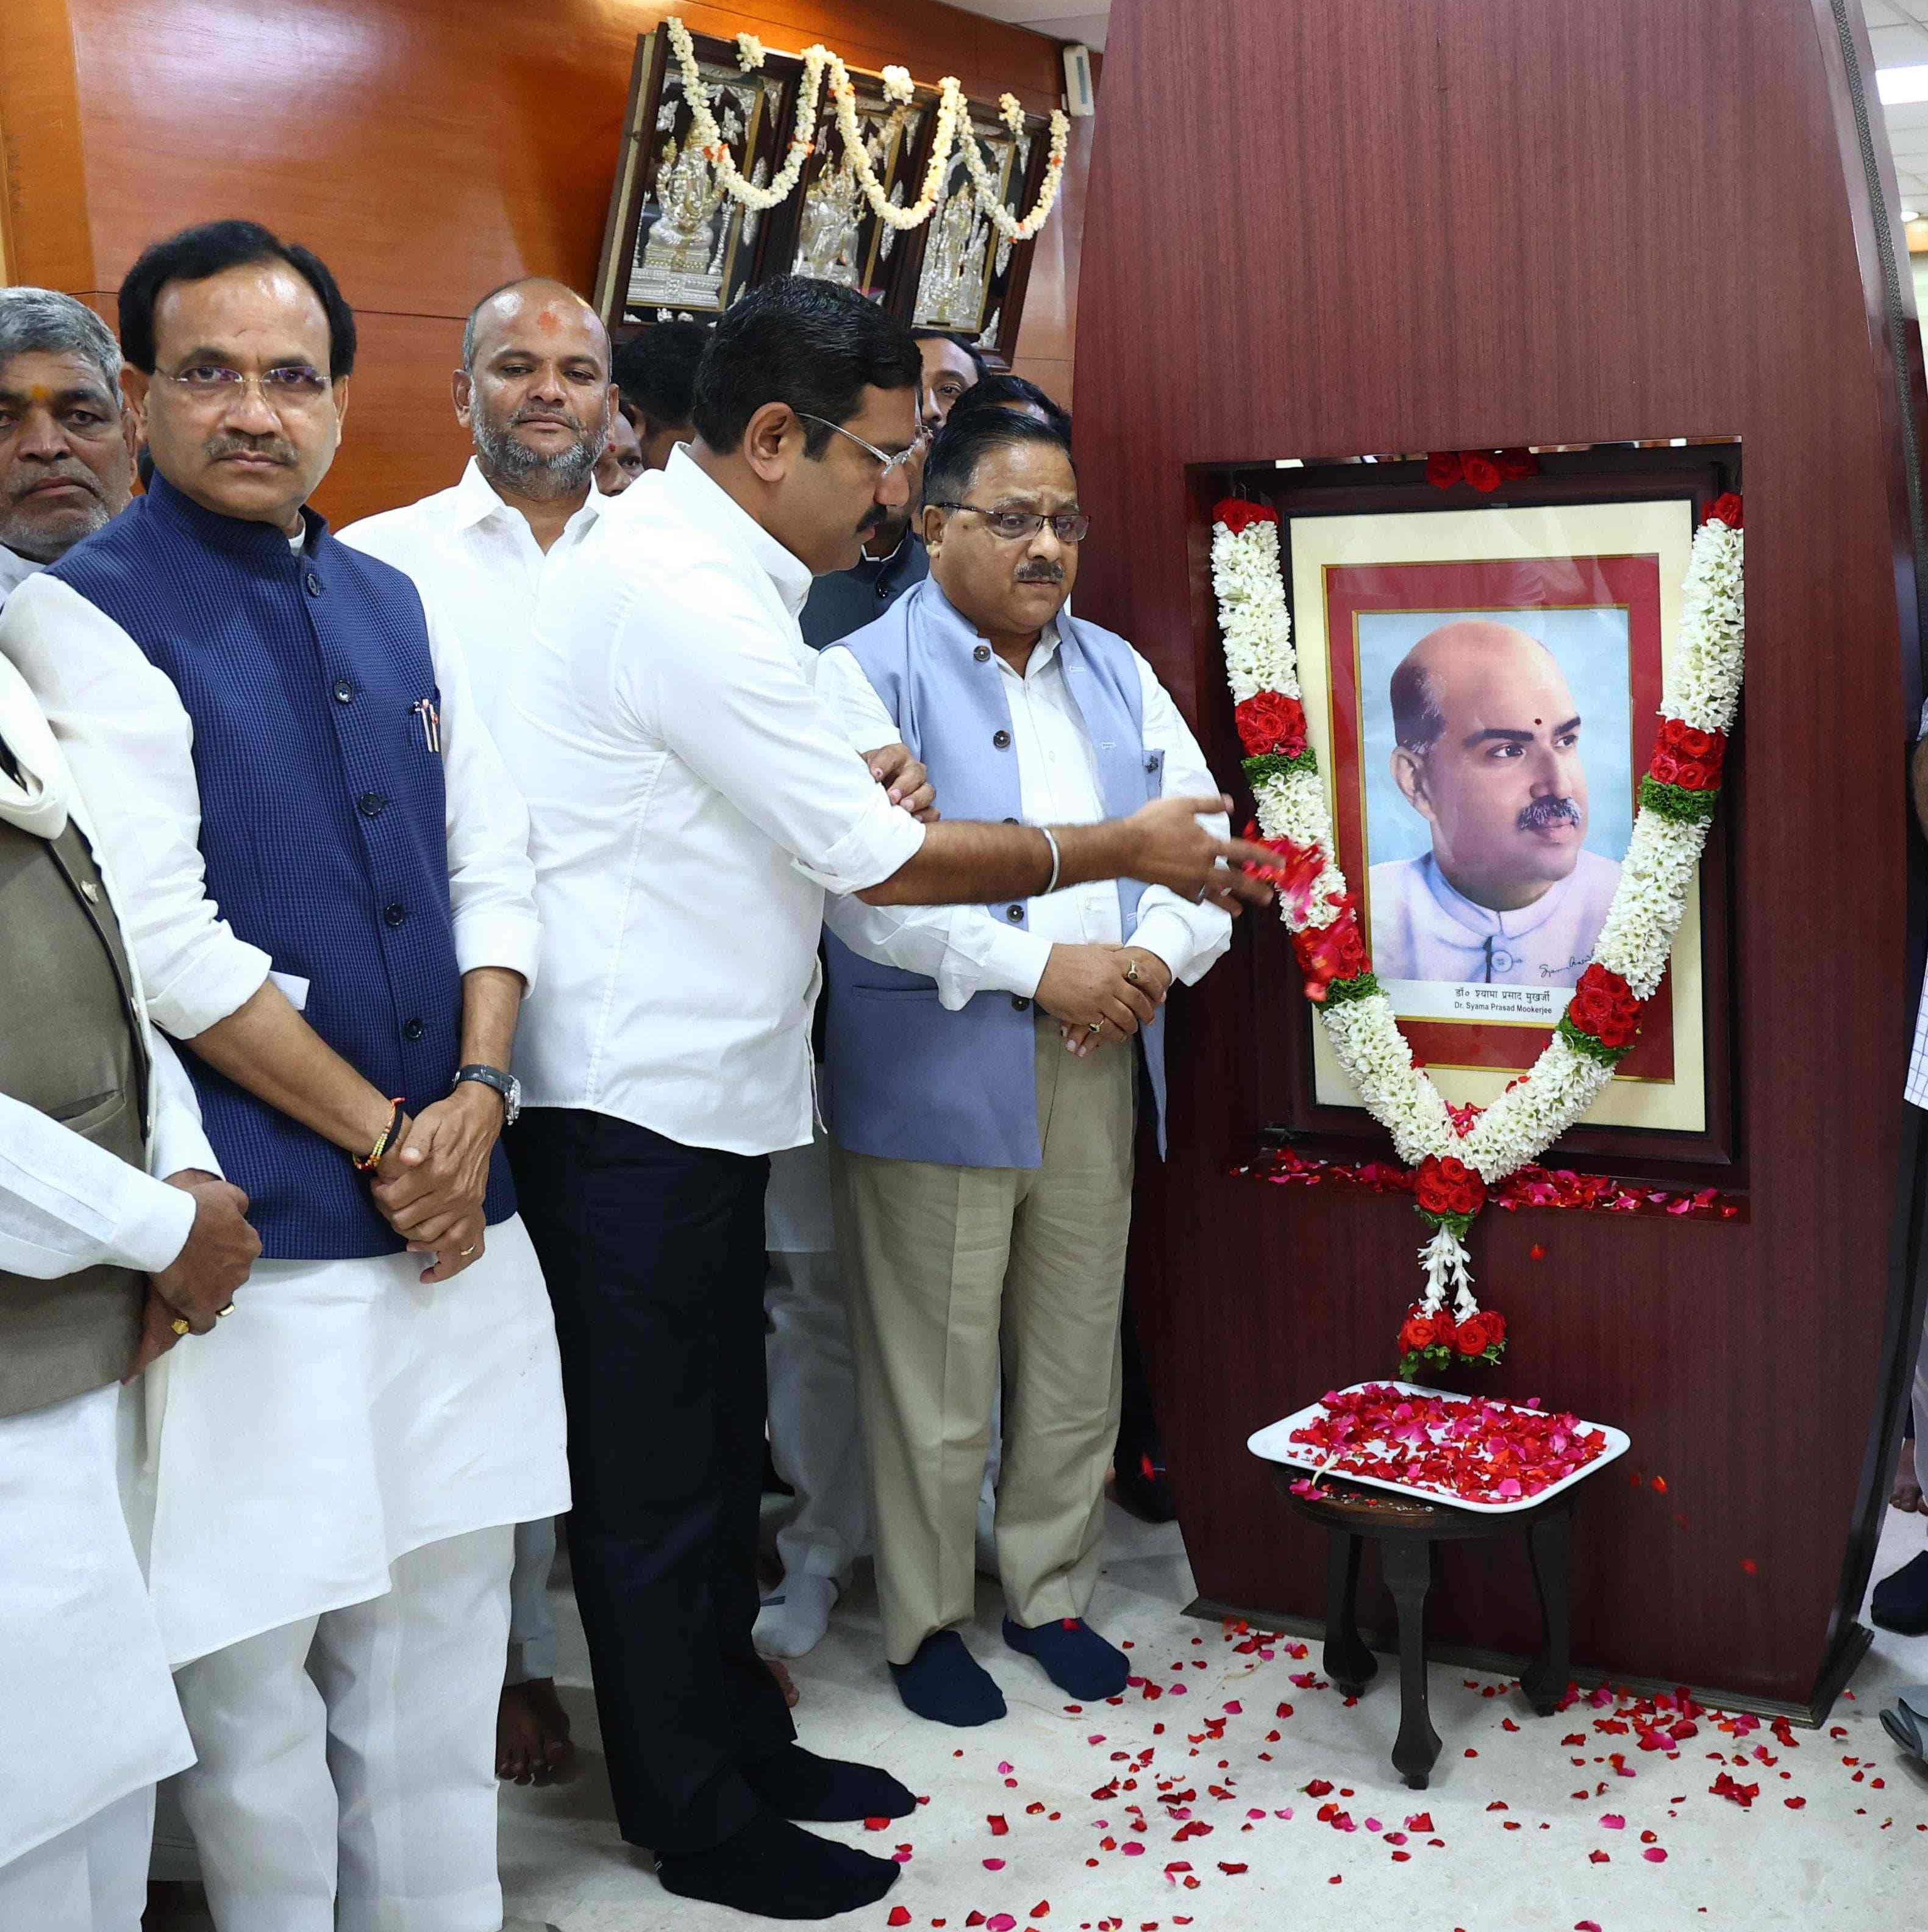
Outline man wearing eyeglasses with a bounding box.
[812,407,1234,1727]
[495,274,1271,1921]
[0,220,567,1932]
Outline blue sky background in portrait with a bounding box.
[1355,605,1633,868]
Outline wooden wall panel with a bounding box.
[0,0,1086,525]
[1077,0,1927,1712]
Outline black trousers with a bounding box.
[507,1107,794,1854]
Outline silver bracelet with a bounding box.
[1038,824,1062,896]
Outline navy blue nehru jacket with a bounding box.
[48,473,515,1260]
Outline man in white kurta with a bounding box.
[1371,620,1619,987]
[1,221,568,1932]
[341,275,616,1787]
[0,649,260,1931]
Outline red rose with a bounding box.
[1462,454,1502,493]
[1480,1309,1507,1346]
[1665,721,1713,760]
[1426,451,1465,488]
[1495,448,1538,480]
[1673,759,1712,791]
[1293,902,1370,999]
[1399,1312,1438,1354]
[1649,751,1680,785]
[1705,492,1743,530]
[1454,1316,1490,1356]
[1415,1154,1487,1220]
[1213,498,1279,536]
[1235,691,1309,759]
[1567,963,1641,1050]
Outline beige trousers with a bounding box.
[836,1017,1136,1665]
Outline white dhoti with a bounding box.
[763,1132,868,1587]
[0,1382,191,1929]
[149,1214,568,1931]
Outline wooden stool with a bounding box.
[1274,1472,1575,1788]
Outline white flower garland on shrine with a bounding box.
[664,16,1070,240]
[1211,501,1746,1328]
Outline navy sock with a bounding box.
[889,1630,1006,1726]
[1002,1615,1130,1700]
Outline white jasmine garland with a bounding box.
[734,32,766,71]
[1216,502,1746,1312]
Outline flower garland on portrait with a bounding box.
[1211,488,1746,1378]
[662,18,1071,242]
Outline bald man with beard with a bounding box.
[1369,620,1621,988]
[341,274,621,1789]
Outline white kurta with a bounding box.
[0,651,202,1867]
[0,565,570,1670]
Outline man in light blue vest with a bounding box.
[816,410,1235,1724]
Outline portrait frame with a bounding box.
[1293,499,1704,1132]
[1207,442,1743,1179]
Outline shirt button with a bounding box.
[402,1017,425,1042]
[357,792,388,818]
[1005,904,1024,923]
[1011,995,1030,1011]
[1002,816,1019,825]
[993,729,1012,749]
[384,902,407,928]
[332,678,354,704]
[304,571,323,596]
[973,645,991,662]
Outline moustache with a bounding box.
[510,406,589,435]
[9,465,103,507]
[1015,563,1065,584]
[1517,796,1582,831]
[205,432,298,467]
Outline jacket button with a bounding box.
[877,581,891,598]
[993,729,1011,749]
[305,571,323,596]
[973,644,990,662]
[402,1017,425,1042]
[332,678,354,704]
[357,792,387,818]
[384,902,407,928]
[1005,903,1024,923]
[1011,994,1030,1011]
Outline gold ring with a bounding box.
[1087,1019,1104,1036]
[170,1317,191,1337]
[1124,959,1141,984]
[459,1245,477,1258]
[216,1303,235,1318]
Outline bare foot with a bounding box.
[498,1677,575,1784]
[767,1657,801,1709]
[1893,1472,1927,1515]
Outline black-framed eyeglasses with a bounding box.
[928,502,1091,544]
[795,411,929,478]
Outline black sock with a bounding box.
[657,1810,900,1920]
[744,1741,915,1822]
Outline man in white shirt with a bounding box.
[340,277,618,1789]
[1369,622,1619,987]
[0,289,138,610]
[496,274,1271,1922]
[2,220,568,1932]
[815,407,1231,1723]
[0,647,259,1932]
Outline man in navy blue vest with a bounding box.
[1,221,568,1932]
[815,408,1235,1725]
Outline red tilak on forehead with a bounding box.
[535,310,563,333]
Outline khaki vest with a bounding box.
[0,769,154,1419]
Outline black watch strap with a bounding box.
[454,1064,515,1107]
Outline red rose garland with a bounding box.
[1214,485,1744,1381]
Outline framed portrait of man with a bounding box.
[1290,498,1706,1134]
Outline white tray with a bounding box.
[1247,1380,1630,1515]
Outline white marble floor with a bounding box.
[499,1500,1928,1932]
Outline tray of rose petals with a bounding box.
[1248,1381,1627,1514]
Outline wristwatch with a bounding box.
[454,1063,521,1125]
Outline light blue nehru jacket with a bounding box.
[821,578,1169,1170]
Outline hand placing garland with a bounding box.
[1210,490,1746,1376]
